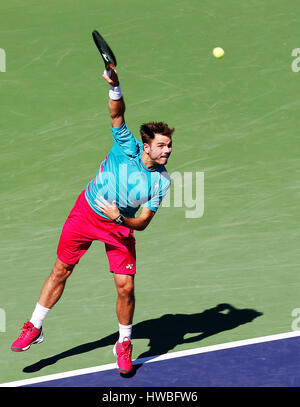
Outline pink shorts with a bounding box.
[57,190,136,274]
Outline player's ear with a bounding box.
[143,143,151,154]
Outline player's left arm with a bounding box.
[122,206,156,231]
[94,198,156,231]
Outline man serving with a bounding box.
[11,68,174,374]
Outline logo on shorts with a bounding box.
[126,264,133,270]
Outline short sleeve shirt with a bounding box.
[85,122,171,219]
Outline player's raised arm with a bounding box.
[102,68,125,128]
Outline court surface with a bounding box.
[1,0,300,388]
[1,331,300,387]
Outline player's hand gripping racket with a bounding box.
[92,30,117,70]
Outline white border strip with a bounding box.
[1,330,300,387]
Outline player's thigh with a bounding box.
[105,241,136,276]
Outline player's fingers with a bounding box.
[94,199,105,208]
[102,73,113,84]
[102,69,114,82]
[99,196,108,204]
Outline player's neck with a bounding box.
[141,151,160,170]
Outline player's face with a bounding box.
[147,134,173,165]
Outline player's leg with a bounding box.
[105,241,136,335]
[11,190,92,352]
[105,240,136,374]
[37,258,75,309]
[113,273,135,374]
[114,273,135,327]
[10,258,76,352]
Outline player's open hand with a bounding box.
[94,197,120,221]
[102,68,119,87]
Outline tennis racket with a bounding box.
[92,30,117,69]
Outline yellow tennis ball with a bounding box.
[213,47,224,58]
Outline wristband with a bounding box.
[103,69,122,100]
[109,84,122,100]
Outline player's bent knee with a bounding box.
[52,258,75,281]
[121,285,135,298]
[118,282,135,299]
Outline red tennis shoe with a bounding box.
[113,337,133,374]
[11,321,44,352]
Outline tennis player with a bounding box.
[11,68,174,374]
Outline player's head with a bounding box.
[140,122,174,166]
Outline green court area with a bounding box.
[1,0,300,384]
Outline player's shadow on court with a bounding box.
[23,303,262,376]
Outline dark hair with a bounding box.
[140,122,175,145]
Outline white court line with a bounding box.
[1,330,300,387]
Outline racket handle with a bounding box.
[104,68,112,78]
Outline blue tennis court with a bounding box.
[2,331,300,388]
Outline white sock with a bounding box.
[30,302,50,329]
[118,323,132,343]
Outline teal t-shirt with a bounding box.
[85,122,171,219]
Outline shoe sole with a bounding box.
[113,343,133,374]
[11,331,44,352]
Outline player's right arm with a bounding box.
[102,68,125,128]
[94,198,156,231]
[102,68,139,157]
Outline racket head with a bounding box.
[92,30,117,69]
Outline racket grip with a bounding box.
[104,69,112,78]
